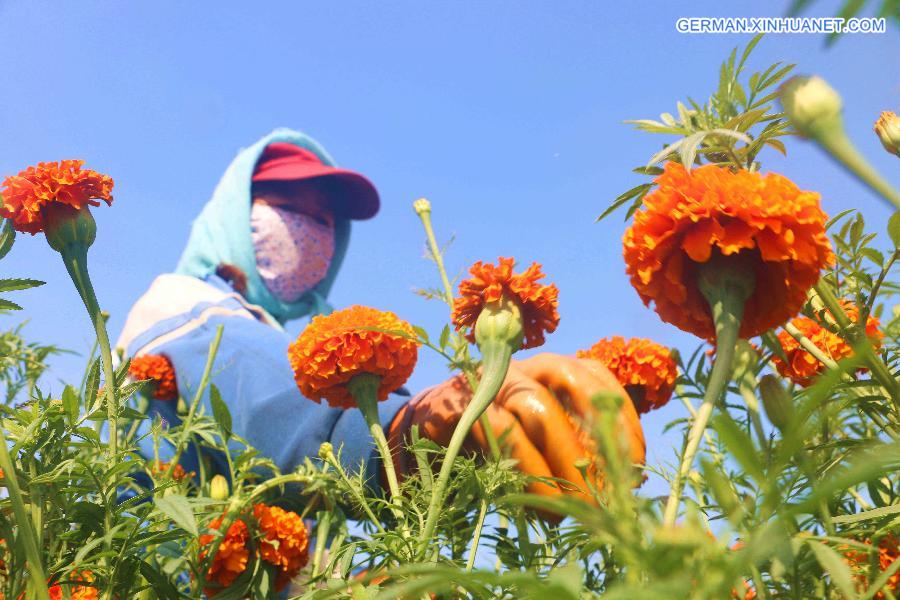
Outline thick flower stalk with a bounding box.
[417,257,559,557]
[577,336,677,414]
[0,160,114,600]
[199,516,251,597]
[622,162,833,526]
[253,503,310,592]
[780,76,900,210]
[773,304,882,387]
[129,354,179,400]
[289,305,419,501]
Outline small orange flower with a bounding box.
[577,336,677,414]
[288,305,419,409]
[623,162,833,339]
[128,354,178,400]
[254,504,310,591]
[199,516,250,596]
[845,534,899,599]
[772,303,882,387]
[47,571,98,600]
[451,257,560,349]
[152,460,192,483]
[0,161,113,235]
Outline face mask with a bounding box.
[250,202,335,303]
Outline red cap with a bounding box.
[251,142,379,220]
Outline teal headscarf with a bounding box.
[175,128,351,324]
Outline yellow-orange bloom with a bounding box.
[129,354,178,400]
[773,304,882,387]
[577,336,677,414]
[0,160,113,235]
[48,571,98,600]
[623,162,833,339]
[845,534,899,599]
[254,504,310,591]
[288,305,419,409]
[451,257,560,349]
[199,516,250,596]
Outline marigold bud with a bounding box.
[42,203,97,253]
[318,442,335,461]
[210,475,229,501]
[474,294,525,351]
[759,374,793,431]
[779,76,843,138]
[413,197,431,216]
[875,111,900,157]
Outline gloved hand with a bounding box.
[386,353,646,502]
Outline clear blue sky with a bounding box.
[2,1,897,495]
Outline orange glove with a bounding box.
[387,353,646,503]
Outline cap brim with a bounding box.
[251,163,380,220]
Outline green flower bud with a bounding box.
[779,76,843,139]
[209,475,229,501]
[875,111,900,157]
[474,294,524,351]
[759,374,794,431]
[42,203,96,254]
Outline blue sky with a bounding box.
[1,1,898,496]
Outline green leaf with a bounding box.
[62,385,80,426]
[831,504,900,524]
[138,561,182,600]
[0,298,23,311]
[209,384,232,441]
[597,183,653,222]
[807,540,859,599]
[155,494,198,536]
[888,211,900,248]
[0,219,15,260]
[0,278,44,292]
[439,324,450,350]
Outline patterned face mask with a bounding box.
[250,202,335,303]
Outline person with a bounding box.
[117,128,644,495]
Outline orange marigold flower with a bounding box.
[48,571,98,600]
[772,303,882,387]
[451,257,560,350]
[623,162,833,339]
[128,354,178,400]
[254,503,310,591]
[288,305,419,409]
[152,460,192,483]
[577,336,677,414]
[199,516,250,595]
[0,160,113,235]
[845,534,899,599]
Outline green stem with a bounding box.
[815,128,900,211]
[59,244,119,461]
[415,200,501,459]
[465,498,489,572]
[416,338,513,558]
[347,374,403,509]
[0,428,51,599]
[662,264,749,527]
[311,510,332,577]
[783,322,840,371]
[165,326,224,480]
[813,282,900,408]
